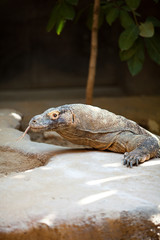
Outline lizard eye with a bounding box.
[53,113,57,118]
[48,111,60,120]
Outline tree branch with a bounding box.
[86,0,100,105]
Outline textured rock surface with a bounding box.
[0,108,160,240]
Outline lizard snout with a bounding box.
[29,114,54,131]
[29,115,44,129]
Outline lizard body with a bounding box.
[29,104,160,167]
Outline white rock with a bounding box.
[0,109,22,129]
[0,152,160,233]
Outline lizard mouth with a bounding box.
[30,126,49,132]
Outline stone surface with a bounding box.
[0,108,160,239]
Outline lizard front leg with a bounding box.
[123,135,159,167]
[123,136,159,167]
[107,132,159,167]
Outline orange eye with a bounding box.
[53,113,57,118]
[48,111,59,120]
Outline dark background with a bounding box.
[0,0,160,95]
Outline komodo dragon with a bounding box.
[28,104,160,168]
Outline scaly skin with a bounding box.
[29,104,160,168]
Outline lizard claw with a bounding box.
[123,159,127,165]
[123,151,142,168]
[123,150,149,168]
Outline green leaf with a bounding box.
[56,19,66,35]
[120,46,136,61]
[120,10,134,28]
[147,16,160,27]
[121,5,131,11]
[139,21,154,38]
[127,54,143,75]
[119,25,139,51]
[127,40,144,75]
[47,3,60,32]
[47,1,75,34]
[60,2,75,20]
[65,0,79,6]
[145,34,160,64]
[125,0,141,10]
[106,7,119,25]
[136,39,145,62]
[102,2,114,12]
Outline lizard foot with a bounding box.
[123,150,150,168]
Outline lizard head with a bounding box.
[29,105,74,132]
